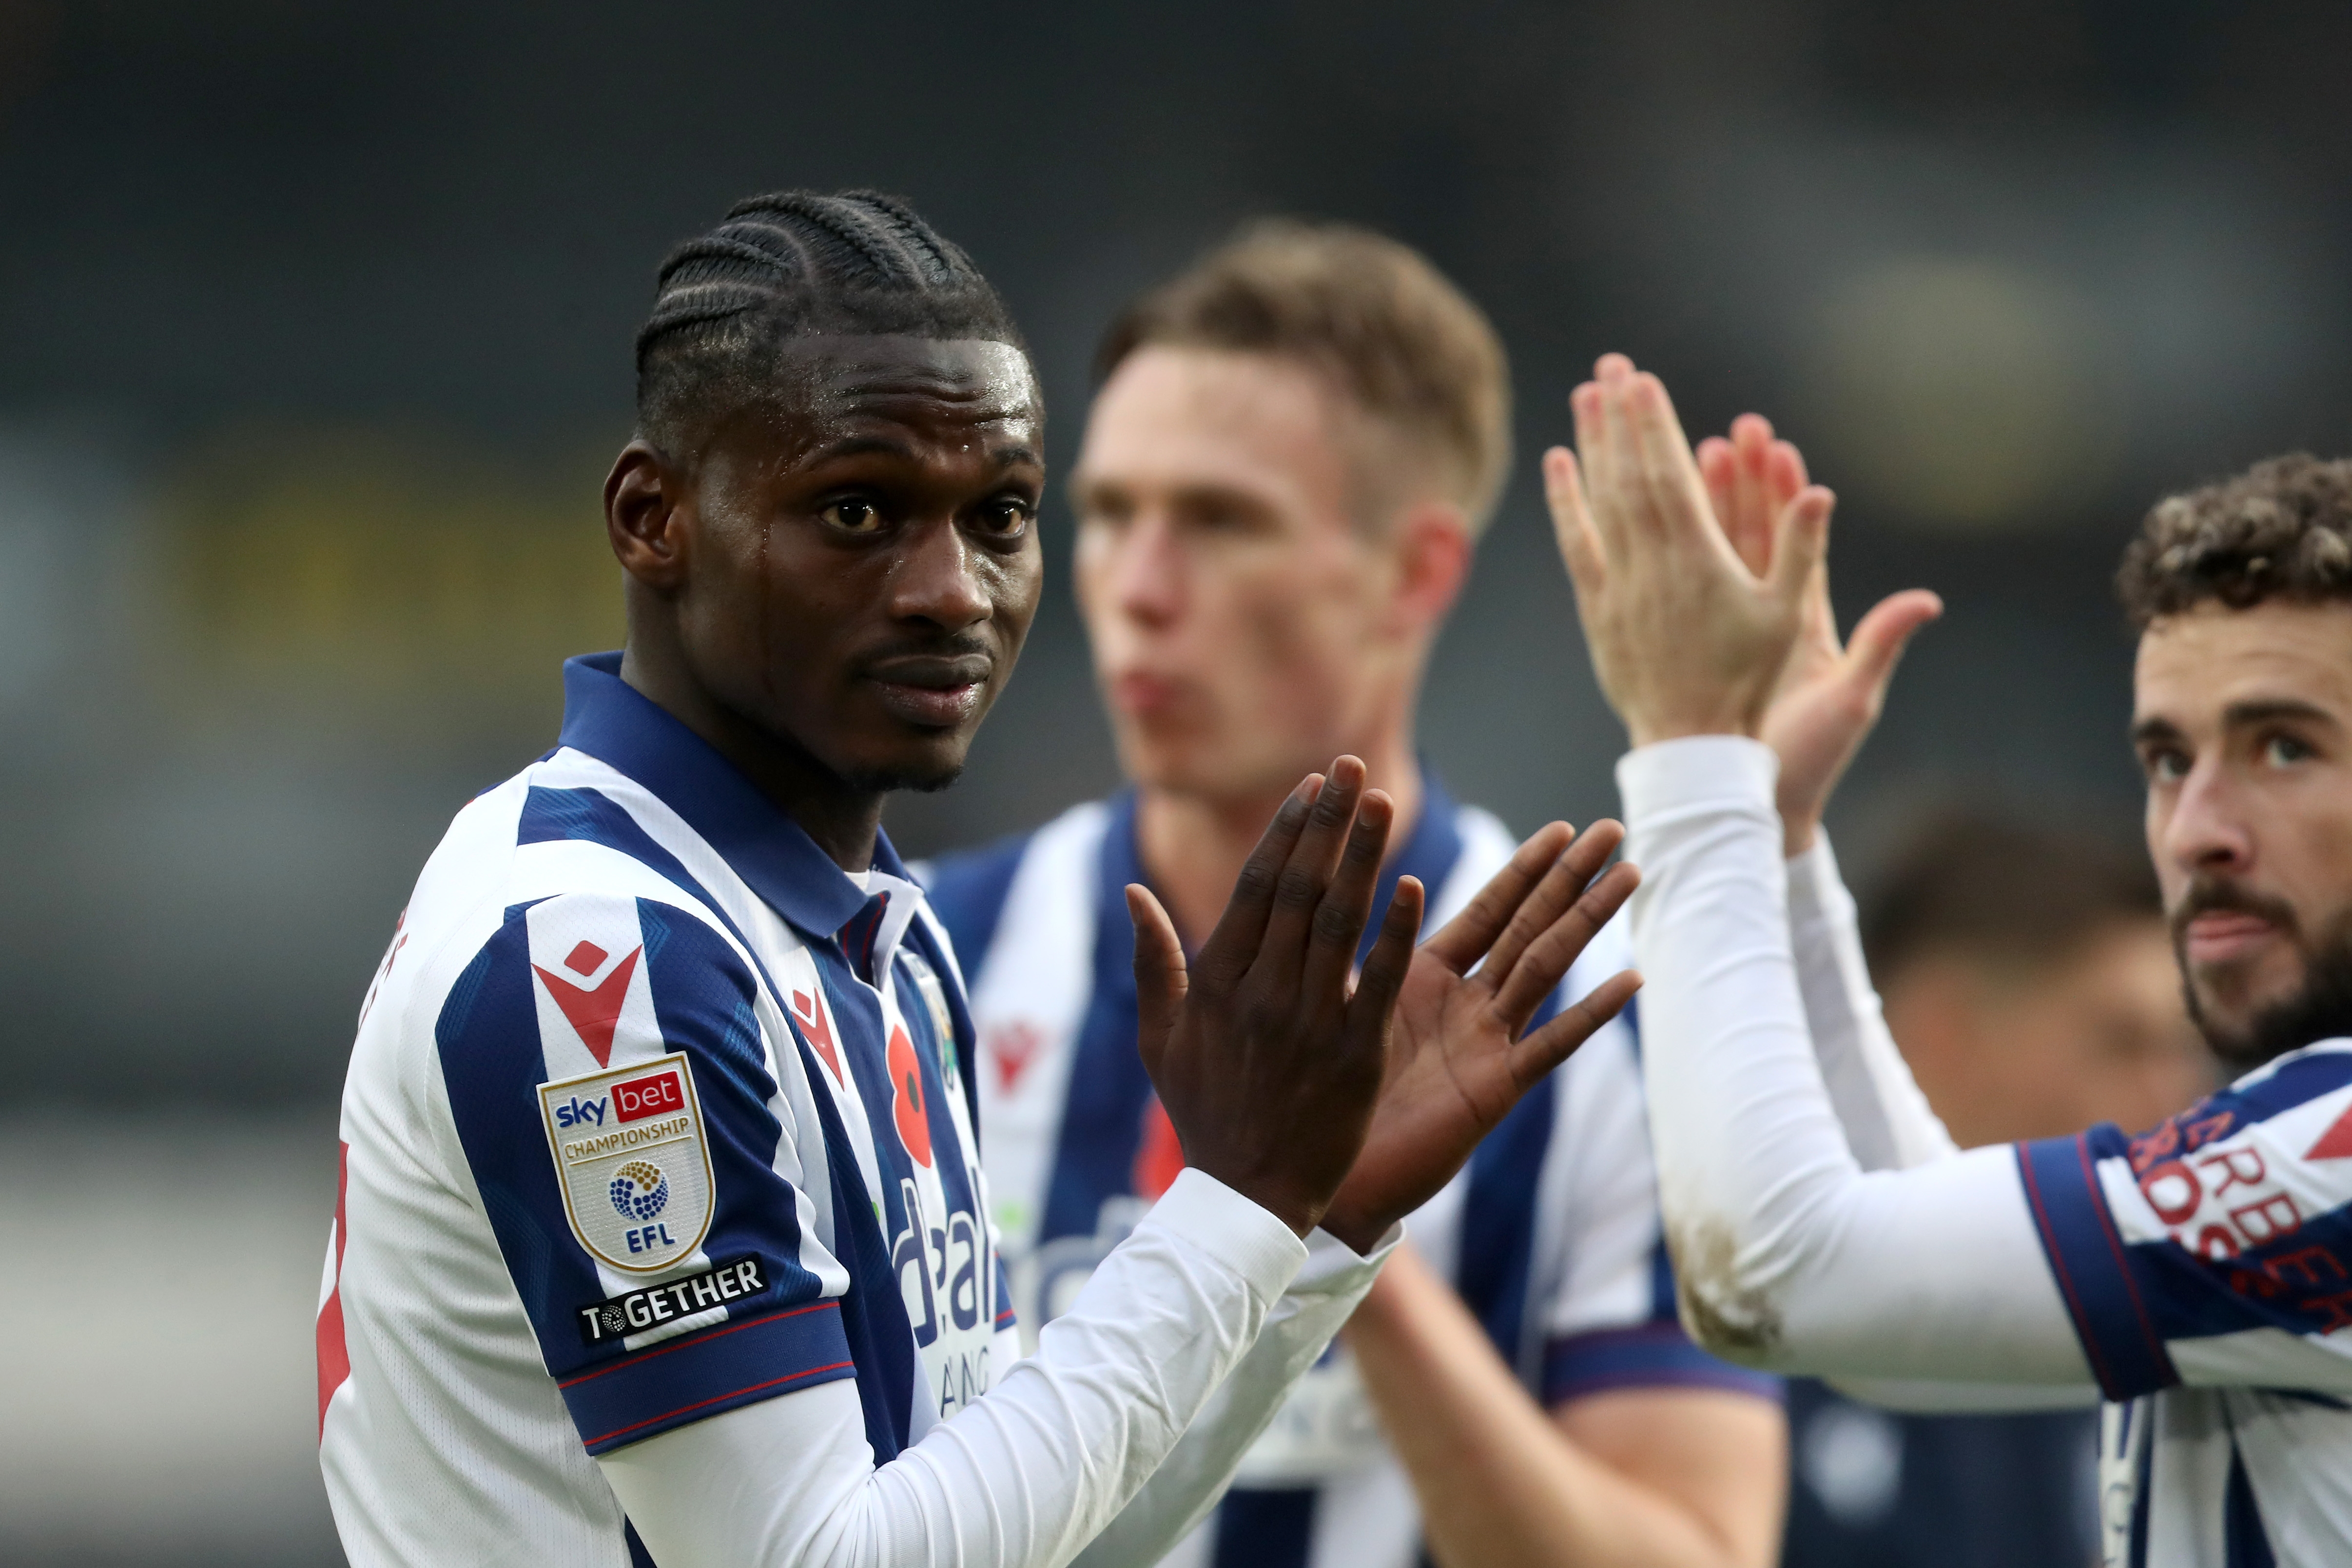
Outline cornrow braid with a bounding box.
[634,189,1026,457]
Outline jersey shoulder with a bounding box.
[918,798,1115,980]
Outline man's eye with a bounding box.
[974,500,1033,538]
[2146,750,2189,783]
[821,499,886,534]
[2265,734,2314,767]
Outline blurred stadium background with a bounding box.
[1,2,2347,1562]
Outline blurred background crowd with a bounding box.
[2,1,2346,1563]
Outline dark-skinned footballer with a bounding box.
[315,191,1639,1568]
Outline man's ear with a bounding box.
[1388,500,1473,638]
[606,440,690,593]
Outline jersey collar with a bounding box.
[554,651,914,938]
[1106,766,1463,966]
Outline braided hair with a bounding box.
[635,190,1028,456]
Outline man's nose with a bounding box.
[2166,758,2256,873]
[891,517,991,632]
[1112,512,1185,625]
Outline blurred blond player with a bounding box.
[1552,351,2352,1567]
[923,226,1785,1568]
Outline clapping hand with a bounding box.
[1319,818,1641,1252]
[1128,757,1419,1240]
[1696,412,1940,853]
[1544,355,1936,823]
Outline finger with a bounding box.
[1127,884,1187,1075]
[1343,874,1426,1052]
[1420,821,1573,976]
[1767,484,1835,617]
[1252,755,1368,976]
[1840,588,1943,700]
[1728,414,1774,575]
[1570,380,1616,543]
[1627,373,1721,549]
[1513,969,1643,1084]
[1489,828,1632,1028]
[1194,774,1319,989]
[1697,435,1741,550]
[1766,437,1808,504]
[1602,363,1652,535]
[1544,448,1607,596]
[1301,787,1397,1000]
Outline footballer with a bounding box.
[1554,352,2352,1566]
[311,191,1638,1567]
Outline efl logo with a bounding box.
[612,1069,684,1125]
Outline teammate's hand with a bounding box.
[1127,756,1423,1239]
[1545,354,1826,747]
[1319,820,1641,1254]
[1697,413,1941,855]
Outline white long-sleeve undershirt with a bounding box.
[601,1169,1395,1568]
[1785,834,1959,1174]
[1620,737,2093,1393]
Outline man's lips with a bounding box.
[2182,910,2283,966]
[867,654,991,728]
[1108,672,1187,717]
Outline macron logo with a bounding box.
[534,940,642,1067]
[790,987,843,1084]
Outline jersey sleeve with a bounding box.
[2016,1050,2352,1401]
[1535,944,1783,1407]
[434,889,856,1455]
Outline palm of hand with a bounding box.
[1317,821,1643,1249]
[1335,949,1530,1228]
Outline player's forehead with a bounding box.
[1074,345,1355,517]
[2133,600,2352,734]
[744,334,1043,466]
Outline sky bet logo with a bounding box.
[552,1067,686,1130]
[540,1054,713,1273]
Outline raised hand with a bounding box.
[1695,413,1941,853]
[1127,756,1424,1239]
[1319,819,1642,1253]
[1544,354,1827,748]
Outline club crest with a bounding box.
[538,1054,716,1273]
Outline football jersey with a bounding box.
[319,652,1020,1565]
[921,782,1777,1568]
[2017,1042,2352,1567]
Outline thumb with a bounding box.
[1767,485,1835,612]
[1127,885,1187,1075]
[1841,588,1943,702]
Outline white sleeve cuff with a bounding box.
[1145,1168,1311,1302]
[1615,735,1780,826]
[1297,1220,1402,1294]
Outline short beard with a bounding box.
[2177,878,2352,1070]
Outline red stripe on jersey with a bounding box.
[316,1141,350,1439]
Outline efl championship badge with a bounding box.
[538,1053,716,1273]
